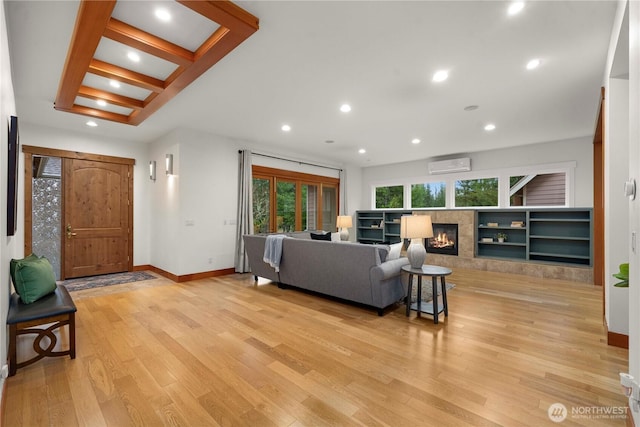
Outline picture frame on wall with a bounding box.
[7,115,19,236]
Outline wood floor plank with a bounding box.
[2,268,630,426]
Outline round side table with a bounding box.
[402,264,452,324]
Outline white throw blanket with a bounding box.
[263,234,286,272]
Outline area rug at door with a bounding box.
[59,271,156,292]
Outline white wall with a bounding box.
[360,136,594,209]
[606,78,630,335]
[628,0,640,422]
[147,129,354,275]
[19,123,151,267]
[0,0,17,402]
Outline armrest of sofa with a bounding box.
[370,258,410,282]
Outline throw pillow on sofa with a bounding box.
[10,254,57,304]
[310,232,332,241]
[387,242,403,260]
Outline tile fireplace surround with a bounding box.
[412,210,593,283]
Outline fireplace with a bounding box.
[427,223,458,256]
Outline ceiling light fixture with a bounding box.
[281,124,291,132]
[484,123,496,131]
[432,70,449,83]
[155,9,171,22]
[86,121,98,127]
[109,80,120,89]
[96,100,107,107]
[340,104,352,113]
[411,138,421,144]
[127,51,141,62]
[464,105,479,111]
[325,140,335,144]
[526,58,541,70]
[508,1,525,16]
[358,148,366,154]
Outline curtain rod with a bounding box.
[241,150,343,172]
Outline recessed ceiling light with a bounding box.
[281,124,291,132]
[86,121,98,127]
[96,100,107,107]
[484,123,496,131]
[155,8,171,22]
[109,80,121,88]
[508,1,525,16]
[464,105,479,111]
[325,140,335,144]
[411,138,421,144]
[358,148,366,154]
[340,104,352,113]
[127,51,140,62]
[526,58,541,70]
[432,70,449,83]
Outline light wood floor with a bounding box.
[3,268,629,426]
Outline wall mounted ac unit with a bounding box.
[428,158,471,174]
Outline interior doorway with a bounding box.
[23,146,135,280]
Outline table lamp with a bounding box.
[400,215,434,268]
[336,215,353,241]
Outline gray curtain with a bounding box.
[235,150,254,273]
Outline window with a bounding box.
[411,182,446,208]
[455,178,498,207]
[509,172,566,206]
[375,185,404,209]
[276,180,296,232]
[252,177,271,233]
[252,166,339,233]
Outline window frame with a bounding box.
[369,161,576,210]
[252,165,340,232]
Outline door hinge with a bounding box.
[127,199,130,206]
[128,171,131,178]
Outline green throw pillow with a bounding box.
[10,255,57,304]
[9,253,39,286]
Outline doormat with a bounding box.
[59,271,156,292]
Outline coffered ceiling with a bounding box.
[54,1,258,125]
[5,1,619,167]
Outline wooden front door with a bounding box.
[63,158,130,278]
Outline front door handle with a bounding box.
[66,224,77,238]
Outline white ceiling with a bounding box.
[5,1,618,167]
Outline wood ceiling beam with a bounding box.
[178,1,259,37]
[78,86,144,110]
[104,18,194,67]
[88,59,165,93]
[55,104,130,125]
[54,1,117,110]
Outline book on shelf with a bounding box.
[487,222,498,227]
[510,221,524,227]
[481,237,494,243]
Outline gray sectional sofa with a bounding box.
[243,233,409,315]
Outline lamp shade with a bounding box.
[336,215,353,228]
[400,215,434,239]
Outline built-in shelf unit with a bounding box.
[476,208,592,266]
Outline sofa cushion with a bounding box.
[10,255,57,304]
[388,242,403,260]
[310,232,331,241]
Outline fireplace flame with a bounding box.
[430,232,455,248]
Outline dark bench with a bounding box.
[7,285,77,376]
